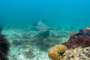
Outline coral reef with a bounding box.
[48,28,90,60]
[63,35,90,49]
[59,47,90,60]
[48,45,67,60]
[63,29,90,49]
[83,26,90,32]
[0,34,10,60]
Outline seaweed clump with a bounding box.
[62,29,90,49]
[0,34,10,60]
[63,35,90,49]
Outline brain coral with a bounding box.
[48,45,67,60]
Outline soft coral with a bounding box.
[62,30,90,49]
[0,34,10,60]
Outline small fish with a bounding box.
[68,32,76,41]
[83,26,90,32]
[71,32,76,37]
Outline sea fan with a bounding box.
[0,34,10,60]
[62,35,90,49]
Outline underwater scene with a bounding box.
[0,0,90,60]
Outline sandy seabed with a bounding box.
[2,26,76,60]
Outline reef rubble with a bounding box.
[48,27,90,60]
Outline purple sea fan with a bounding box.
[82,36,90,47]
[62,35,90,49]
[0,34,10,60]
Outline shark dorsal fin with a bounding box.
[36,20,49,31]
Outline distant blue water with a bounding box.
[0,0,90,28]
